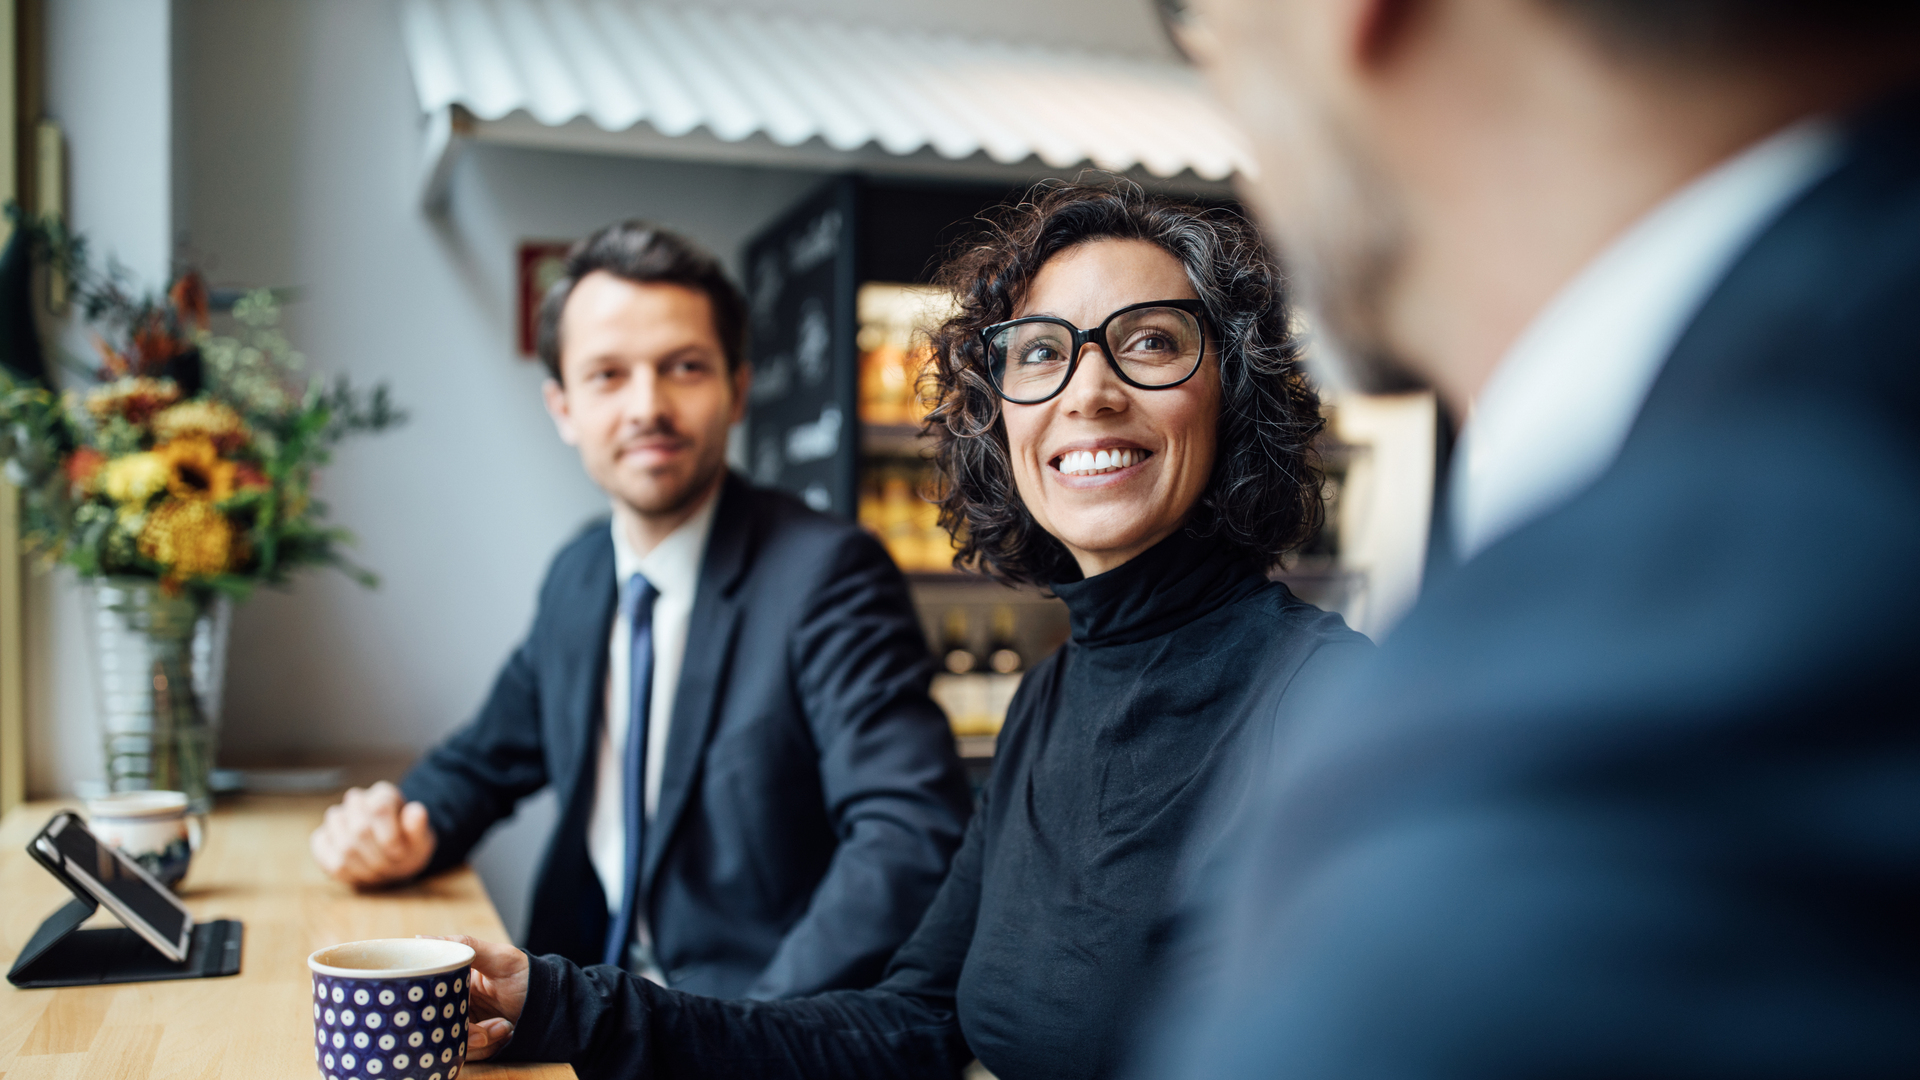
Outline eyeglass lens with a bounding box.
[988,306,1203,402]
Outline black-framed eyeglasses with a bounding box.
[981,299,1209,405]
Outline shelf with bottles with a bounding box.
[856,282,961,575]
[921,598,1068,752]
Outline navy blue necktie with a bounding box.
[603,572,658,968]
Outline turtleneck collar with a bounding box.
[1050,527,1267,649]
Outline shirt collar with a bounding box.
[610,483,722,598]
[1449,118,1843,562]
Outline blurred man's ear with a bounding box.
[1356,0,1421,65]
[541,377,581,447]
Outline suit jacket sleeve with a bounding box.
[501,797,988,1080]
[744,528,973,999]
[401,633,553,875]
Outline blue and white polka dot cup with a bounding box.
[308,938,475,1080]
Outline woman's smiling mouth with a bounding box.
[1052,448,1152,478]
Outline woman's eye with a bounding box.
[1018,343,1063,366]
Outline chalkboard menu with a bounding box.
[742,178,860,518]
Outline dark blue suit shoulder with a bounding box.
[538,517,615,595]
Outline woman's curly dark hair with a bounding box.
[924,180,1326,586]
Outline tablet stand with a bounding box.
[7,894,243,989]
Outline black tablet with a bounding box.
[30,812,194,963]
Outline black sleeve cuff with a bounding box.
[494,950,572,1063]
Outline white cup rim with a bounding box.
[307,938,475,979]
[86,791,189,818]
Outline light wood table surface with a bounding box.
[0,795,574,1080]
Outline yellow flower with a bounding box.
[138,497,235,580]
[151,399,250,450]
[154,438,241,503]
[100,453,171,505]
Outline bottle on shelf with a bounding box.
[986,605,1022,674]
[940,608,979,675]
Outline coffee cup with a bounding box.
[308,938,474,1080]
[85,790,202,889]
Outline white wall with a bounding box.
[24,0,178,806]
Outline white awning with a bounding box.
[399,0,1252,208]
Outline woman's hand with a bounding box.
[432,935,528,1061]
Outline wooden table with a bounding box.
[0,796,574,1080]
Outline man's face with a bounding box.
[543,272,748,518]
[1187,0,1426,395]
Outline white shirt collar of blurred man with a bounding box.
[1450,118,1844,562]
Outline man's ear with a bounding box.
[728,362,752,427]
[541,377,580,447]
[1355,0,1422,65]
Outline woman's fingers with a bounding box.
[465,1016,514,1061]
[424,935,530,1026]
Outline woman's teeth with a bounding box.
[1056,448,1145,476]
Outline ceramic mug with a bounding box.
[84,790,202,888]
[308,938,474,1080]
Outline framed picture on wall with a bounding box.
[517,241,573,357]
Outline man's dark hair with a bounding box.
[535,222,748,381]
[1539,0,1920,56]
[1156,0,1920,62]
[923,180,1326,586]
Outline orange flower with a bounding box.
[130,314,190,374]
[169,272,211,332]
[154,438,240,503]
[138,497,235,580]
[64,448,106,489]
[85,376,181,424]
[232,463,269,491]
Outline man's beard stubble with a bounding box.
[610,416,729,520]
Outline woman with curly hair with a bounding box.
[449,182,1371,1080]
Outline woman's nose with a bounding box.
[1057,343,1129,417]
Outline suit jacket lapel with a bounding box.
[556,527,619,819]
[644,475,756,890]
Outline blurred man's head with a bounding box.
[537,223,750,532]
[1173,0,1920,411]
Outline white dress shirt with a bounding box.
[1450,119,1844,562]
[586,489,720,979]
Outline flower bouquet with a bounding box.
[0,211,403,810]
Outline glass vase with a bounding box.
[87,579,232,815]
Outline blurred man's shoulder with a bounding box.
[533,516,615,598]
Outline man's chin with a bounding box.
[608,464,724,519]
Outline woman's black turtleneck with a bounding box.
[503,529,1370,1080]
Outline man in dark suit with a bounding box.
[310,222,971,1000]
[1142,1,1920,1076]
